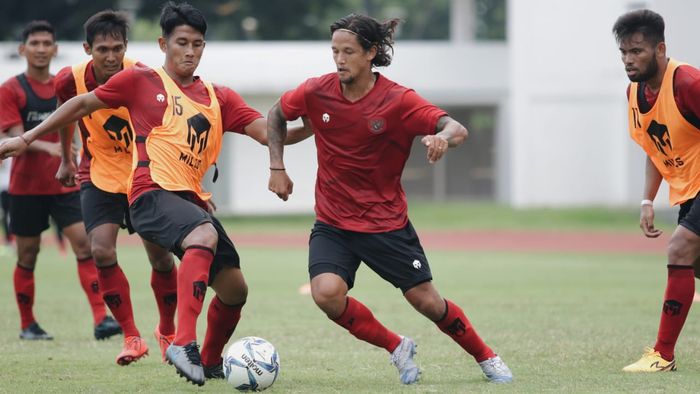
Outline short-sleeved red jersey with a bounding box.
[93,65,262,204]
[281,72,447,233]
[0,74,79,195]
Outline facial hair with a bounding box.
[629,55,659,82]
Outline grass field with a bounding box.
[1,203,698,393]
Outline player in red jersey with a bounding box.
[267,13,513,385]
[614,9,700,372]
[0,20,120,341]
[53,10,178,366]
[0,2,311,386]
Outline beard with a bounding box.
[628,56,659,82]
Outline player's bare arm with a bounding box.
[266,100,293,201]
[0,92,108,160]
[54,98,79,186]
[421,115,468,164]
[640,155,663,238]
[244,116,313,146]
[5,123,60,157]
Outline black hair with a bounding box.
[160,1,207,37]
[330,13,400,67]
[21,20,55,43]
[612,9,665,45]
[84,10,129,46]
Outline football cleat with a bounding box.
[94,316,122,340]
[390,336,421,384]
[166,341,205,386]
[154,326,176,362]
[478,355,513,383]
[622,347,676,372]
[203,361,225,379]
[116,336,149,365]
[19,322,53,340]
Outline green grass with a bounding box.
[221,201,678,233]
[0,204,692,393]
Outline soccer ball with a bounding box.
[224,336,280,391]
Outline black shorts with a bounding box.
[678,196,700,236]
[308,220,432,293]
[9,192,83,237]
[129,189,240,283]
[80,182,134,234]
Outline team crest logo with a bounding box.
[646,120,672,156]
[412,259,422,269]
[156,93,165,102]
[368,118,386,133]
[322,113,330,123]
[187,113,211,154]
[103,115,133,150]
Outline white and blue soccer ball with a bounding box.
[224,336,280,391]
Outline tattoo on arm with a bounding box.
[268,102,288,164]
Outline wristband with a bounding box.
[641,199,653,207]
[19,135,29,146]
[270,167,286,171]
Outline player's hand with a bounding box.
[640,205,663,238]
[268,169,293,201]
[0,136,29,160]
[421,134,449,164]
[56,159,78,187]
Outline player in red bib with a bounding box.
[53,10,178,366]
[0,2,311,386]
[267,13,513,385]
[614,9,700,373]
[0,20,120,342]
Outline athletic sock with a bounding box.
[14,264,36,329]
[151,265,178,336]
[201,296,243,367]
[436,299,495,362]
[174,246,213,346]
[654,265,695,361]
[77,257,107,325]
[332,296,402,353]
[97,262,139,337]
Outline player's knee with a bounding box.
[90,243,116,264]
[667,236,697,265]
[149,253,175,272]
[182,222,218,250]
[18,244,40,264]
[311,285,345,316]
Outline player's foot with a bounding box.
[166,341,205,386]
[622,347,676,372]
[154,326,176,362]
[94,316,122,340]
[116,336,149,365]
[19,322,53,340]
[478,355,513,383]
[390,336,421,384]
[203,361,225,379]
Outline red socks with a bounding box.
[201,297,243,367]
[174,246,213,345]
[332,297,402,352]
[436,299,495,362]
[655,265,695,361]
[97,263,139,337]
[14,264,36,329]
[77,257,107,325]
[151,265,178,336]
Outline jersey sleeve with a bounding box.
[399,89,448,136]
[54,66,76,103]
[674,66,700,121]
[0,79,24,131]
[215,85,263,134]
[279,80,309,120]
[93,67,135,109]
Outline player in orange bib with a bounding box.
[0,1,311,386]
[614,9,700,372]
[53,10,177,366]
